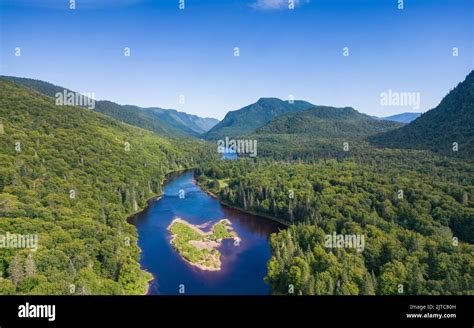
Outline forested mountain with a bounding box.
[0,80,213,294]
[0,76,218,138]
[204,98,315,139]
[196,151,474,295]
[256,106,402,138]
[379,112,421,123]
[194,71,474,295]
[2,71,472,297]
[370,71,474,157]
[241,106,400,161]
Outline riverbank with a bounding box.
[129,169,282,295]
[126,195,162,224]
[126,168,196,294]
[200,188,289,228]
[125,194,162,295]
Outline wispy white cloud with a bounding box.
[250,0,308,11]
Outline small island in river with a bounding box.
[168,218,240,271]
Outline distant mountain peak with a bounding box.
[379,112,421,123]
[257,97,280,102]
[204,97,315,139]
[256,97,288,104]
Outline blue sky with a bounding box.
[1,0,472,119]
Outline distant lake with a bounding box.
[129,170,285,295]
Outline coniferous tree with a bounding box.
[24,253,37,277]
[8,254,24,287]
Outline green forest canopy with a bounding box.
[0,80,214,294]
[1,70,473,296]
[196,150,474,295]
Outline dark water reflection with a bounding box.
[130,171,285,295]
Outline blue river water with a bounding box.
[129,171,285,295]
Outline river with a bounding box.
[129,170,285,295]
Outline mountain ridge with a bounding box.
[0,76,218,137]
[369,71,474,158]
[255,105,403,138]
[204,97,315,139]
[378,112,421,123]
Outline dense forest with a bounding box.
[245,105,403,161]
[195,71,474,294]
[0,80,214,294]
[196,151,474,295]
[1,70,472,296]
[255,106,401,137]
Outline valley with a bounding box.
[0,71,473,295]
[1,1,473,325]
